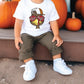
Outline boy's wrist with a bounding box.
[52,32,59,37]
[15,37,21,39]
[54,34,59,37]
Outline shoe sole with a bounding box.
[53,69,72,75]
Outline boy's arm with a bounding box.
[14,19,23,38]
[14,19,23,50]
[50,20,63,47]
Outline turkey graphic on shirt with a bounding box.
[29,8,45,29]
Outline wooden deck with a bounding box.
[0,29,84,42]
[0,29,14,40]
[0,29,84,62]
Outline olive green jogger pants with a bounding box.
[19,32,63,61]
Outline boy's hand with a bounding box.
[52,35,63,47]
[15,37,23,50]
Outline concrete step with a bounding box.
[0,29,84,62]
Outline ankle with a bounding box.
[53,54,61,60]
[24,58,33,63]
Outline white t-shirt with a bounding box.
[13,0,59,37]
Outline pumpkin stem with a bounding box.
[72,12,76,19]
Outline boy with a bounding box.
[13,0,72,81]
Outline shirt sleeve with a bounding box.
[49,2,60,21]
[13,0,25,20]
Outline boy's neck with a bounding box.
[31,0,44,4]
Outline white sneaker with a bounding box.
[20,60,37,81]
[53,58,72,75]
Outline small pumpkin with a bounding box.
[52,0,67,28]
[75,0,84,18]
[65,12,82,31]
[0,1,18,28]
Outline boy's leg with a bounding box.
[24,58,33,63]
[38,32,72,75]
[19,33,34,61]
[19,33,37,81]
[53,53,61,59]
[38,32,63,56]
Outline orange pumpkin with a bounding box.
[65,12,82,31]
[12,0,20,1]
[81,1,84,18]
[75,0,84,18]
[75,0,82,13]
[0,1,18,28]
[52,0,67,28]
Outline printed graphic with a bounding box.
[29,8,45,29]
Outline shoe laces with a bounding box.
[61,60,66,65]
[20,64,31,71]
[55,59,67,68]
[61,60,69,69]
[20,64,26,68]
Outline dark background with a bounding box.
[71,0,77,12]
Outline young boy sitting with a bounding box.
[13,0,72,81]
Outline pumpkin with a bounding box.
[75,0,84,18]
[0,1,18,28]
[81,1,84,18]
[65,12,82,31]
[12,0,20,1]
[52,0,67,28]
[75,0,82,13]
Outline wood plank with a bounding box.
[0,29,84,43]
[60,29,84,43]
[0,29,14,39]
[0,29,84,62]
